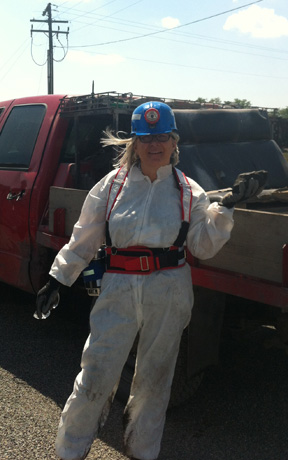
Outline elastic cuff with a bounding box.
[49,275,61,290]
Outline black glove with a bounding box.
[34,276,61,320]
[220,170,268,209]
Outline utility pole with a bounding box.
[30,3,69,94]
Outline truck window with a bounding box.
[60,115,118,188]
[0,104,46,168]
[60,115,113,162]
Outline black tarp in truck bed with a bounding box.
[175,109,288,191]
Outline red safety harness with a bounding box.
[105,166,193,275]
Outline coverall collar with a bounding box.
[131,163,172,182]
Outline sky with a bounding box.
[0,0,288,108]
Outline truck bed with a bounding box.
[202,206,288,284]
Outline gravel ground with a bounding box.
[1,284,288,460]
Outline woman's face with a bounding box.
[134,133,176,180]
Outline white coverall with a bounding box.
[51,163,234,460]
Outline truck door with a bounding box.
[0,102,46,291]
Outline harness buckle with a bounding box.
[140,256,149,271]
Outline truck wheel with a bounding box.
[116,329,204,408]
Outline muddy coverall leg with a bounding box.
[55,266,193,460]
[123,266,193,460]
[55,277,139,460]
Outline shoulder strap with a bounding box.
[172,167,193,247]
[172,167,193,223]
[105,166,129,247]
[106,166,129,221]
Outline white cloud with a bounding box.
[67,51,125,66]
[161,17,180,29]
[223,5,288,38]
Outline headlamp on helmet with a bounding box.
[131,101,178,136]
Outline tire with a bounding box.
[116,329,204,408]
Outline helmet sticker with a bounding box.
[132,113,142,120]
[144,108,160,124]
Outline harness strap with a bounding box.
[173,221,190,248]
[172,167,193,247]
[105,166,193,257]
[172,167,192,223]
[106,166,129,221]
[106,246,185,275]
[106,166,129,247]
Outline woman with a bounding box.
[36,101,264,460]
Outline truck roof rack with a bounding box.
[59,91,276,121]
[59,91,202,117]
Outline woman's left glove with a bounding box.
[220,170,268,209]
[34,276,61,320]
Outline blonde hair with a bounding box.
[101,129,180,169]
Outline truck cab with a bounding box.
[0,96,69,291]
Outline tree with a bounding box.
[233,98,251,108]
[208,97,222,105]
[195,97,207,104]
[279,107,288,119]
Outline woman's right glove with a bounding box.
[34,276,61,320]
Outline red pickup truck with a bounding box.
[1,91,288,405]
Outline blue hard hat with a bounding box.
[131,101,178,136]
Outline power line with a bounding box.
[55,0,142,26]
[55,3,287,57]
[30,37,47,67]
[65,22,288,62]
[0,39,30,83]
[70,0,145,34]
[113,52,288,80]
[69,0,264,48]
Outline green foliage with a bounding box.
[208,97,222,105]
[195,97,252,108]
[233,98,252,108]
[279,107,288,119]
[194,97,287,114]
[195,97,207,103]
